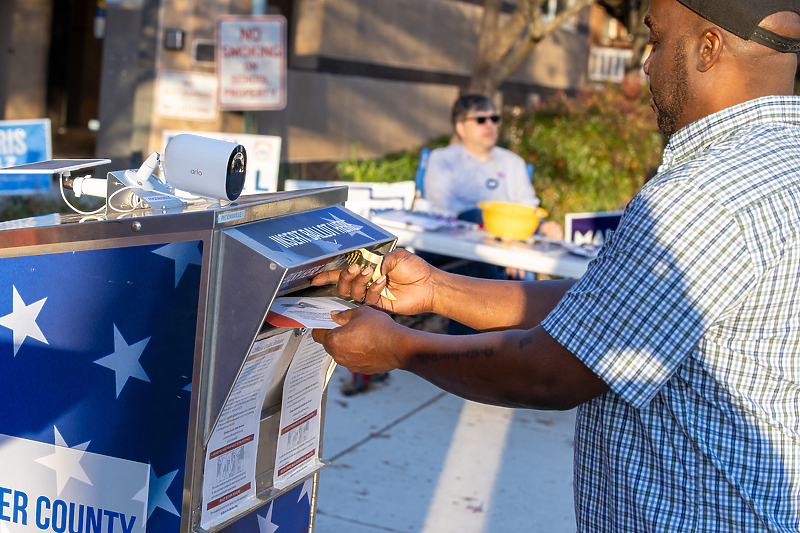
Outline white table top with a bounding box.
[379,224,592,279]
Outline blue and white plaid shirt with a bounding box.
[542,96,800,532]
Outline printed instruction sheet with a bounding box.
[273,330,334,489]
[201,330,292,530]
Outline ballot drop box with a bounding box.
[0,187,396,533]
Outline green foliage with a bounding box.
[336,135,451,183]
[505,77,666,225]
[0,191,104,223]
[330,81,663,226]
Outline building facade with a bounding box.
[1,0,593,170]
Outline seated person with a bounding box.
[424,93,562,239]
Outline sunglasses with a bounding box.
[464,115,501,124]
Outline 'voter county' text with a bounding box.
[0,487,139,533]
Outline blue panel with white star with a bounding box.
[216,478,313,533]
[0,240,203,532]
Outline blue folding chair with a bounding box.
[415,147,431,198]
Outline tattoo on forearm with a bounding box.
[416,347,494,365]
[519,335,533,349]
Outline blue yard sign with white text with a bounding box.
[0,119,52,195]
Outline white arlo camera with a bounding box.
[161,134,247,202]
[63,134,249,212]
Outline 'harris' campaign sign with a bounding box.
[0,119,52,195]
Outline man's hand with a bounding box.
[312,307,410,374]
[311,249,436,315]
[538,220,564,240]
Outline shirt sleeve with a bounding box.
[541,176,756,408]
[423,148,457,212]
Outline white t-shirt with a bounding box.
[423,143,539,213]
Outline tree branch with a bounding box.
[475,0,504,65]
[490,0,593,85]
[626,0,650,73]
[490,0,539,63]
[468,0,595,95]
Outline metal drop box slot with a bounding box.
[0,186,396,533]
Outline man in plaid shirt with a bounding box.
[312,0,800,530]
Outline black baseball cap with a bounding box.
[676,0,800,52]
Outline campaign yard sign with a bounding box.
[217,16,287,110]
[0,119,52,195]
[564,210,624,246]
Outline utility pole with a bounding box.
[243,0,267,134]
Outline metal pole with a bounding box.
[244,0,267,133]
[252,0,266,15]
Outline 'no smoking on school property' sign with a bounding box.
[216,15,287,110]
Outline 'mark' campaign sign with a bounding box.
[0,119,52,195]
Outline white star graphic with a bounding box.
[94,324,151,398]
[133,479,149,504]
[257,502,279,533]
[35,426,92,495]
[152,242,202,287]
[274,244,308,265]
[321,214,373,240]
[145,465,180,520]
[0,286,48,356]
[297,478,313,505]
[313,239,343,254]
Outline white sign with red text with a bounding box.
[200,331,292,531]
[216,16,287,110]
[273,331,331,490]
[155,71,218,121]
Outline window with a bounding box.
[542,0,578,32]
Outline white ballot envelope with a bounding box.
[266,296,357,329]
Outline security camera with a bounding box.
[57,135,248,213]
[161,134,247,202]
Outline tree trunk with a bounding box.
[468,0,504,95]
[626,0,650,74]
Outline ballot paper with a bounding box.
[273,330,335,489]
[344,248,397,300]
[201,330,293,530]
[266,296,357,329]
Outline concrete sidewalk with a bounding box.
[315,365,577,533]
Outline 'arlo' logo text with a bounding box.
[190,168,203,176]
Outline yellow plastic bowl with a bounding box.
[478,201,547,240]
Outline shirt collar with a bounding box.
[458,143,496,164]
[659,95,800,172]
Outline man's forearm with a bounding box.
[396,324,608,410]
[429,273,576,331]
